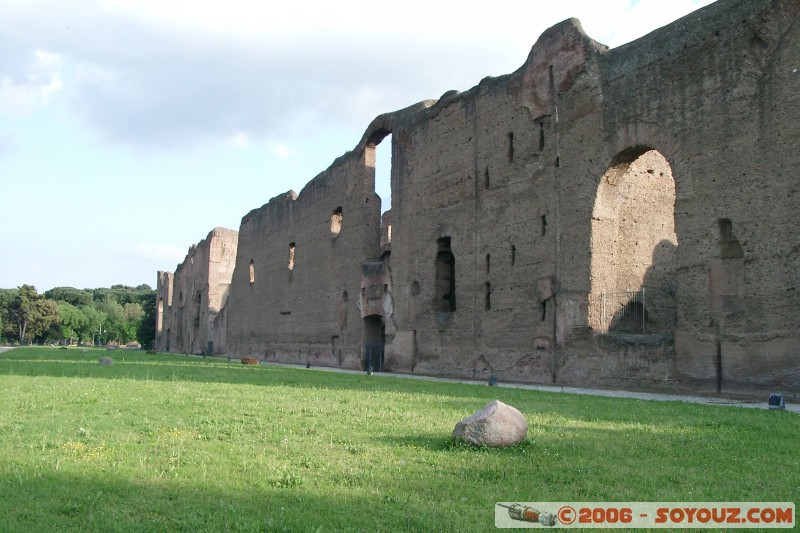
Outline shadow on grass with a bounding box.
[0,467,481,533]
[1,349,776,433]
[373,433,536,455]
[0,348,558,408]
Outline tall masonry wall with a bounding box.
[157,0,799,395]
[155,227,238,354]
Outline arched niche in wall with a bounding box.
[589,147,677,336]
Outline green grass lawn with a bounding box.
[0,347,796,532]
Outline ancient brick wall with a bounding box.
[159,0,799,394]
[380,0,799,393]
[220,128,400,366]
[154,271,173,352]
[155,227,238,355]
[591,0,800,392]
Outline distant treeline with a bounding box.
[0,284,156,349]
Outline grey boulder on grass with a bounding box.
[452,400,528,447]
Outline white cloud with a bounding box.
[0,49,63,112]
[273,143,299,161]
[0,0,717,149]
[0,0,723,293]
[230,131,249,147]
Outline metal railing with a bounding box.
[589,286,676,336]
[364,341,384,373]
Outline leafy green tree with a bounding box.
[95,295,125,343]
[123,302,143,323]
[0,288,17,308]
[137,291,157,350]
[29,299,60,344]
[6,285,38,343]
[94,285,143,307]
[82,306,107,345]
[45,287,93,307]
[1,284,155,345]
[0,288,19,341]
[122,302,143,343]
[56,301,86,344]
[6,286,60,344]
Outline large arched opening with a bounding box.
[365,128,393,258]
[589,147,677,336]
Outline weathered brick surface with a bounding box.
[157,0,800,394]
[155,227,238,355]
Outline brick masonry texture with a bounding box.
[156,0,800,394]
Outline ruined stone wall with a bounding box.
[591,0,800,392]
[156,227,238,355]
[221,138,394,367]
[154,271,173,352]
[160,0,799,394]
[380,0,799,392]
[205,227,238,353]
[385,74,560,382]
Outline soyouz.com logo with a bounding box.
[494,502,795,528]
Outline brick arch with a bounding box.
[588,124,680,335]
[603,121,690,194]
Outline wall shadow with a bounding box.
[0,468,471,532]
[0,349,538,405]
[607,239,677,336]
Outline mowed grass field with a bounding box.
[0,348,796,532]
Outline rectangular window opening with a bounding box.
[434,237,456,312]
[331,207,343,236]
[718,218,733,240]
[539,122,545,151]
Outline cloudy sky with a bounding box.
[0,0,714,292]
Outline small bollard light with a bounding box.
[768,393,785,410]
[488,375,497,386]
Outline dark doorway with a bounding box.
[363,315,384,372]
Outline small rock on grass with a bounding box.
[452,400,528,448]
